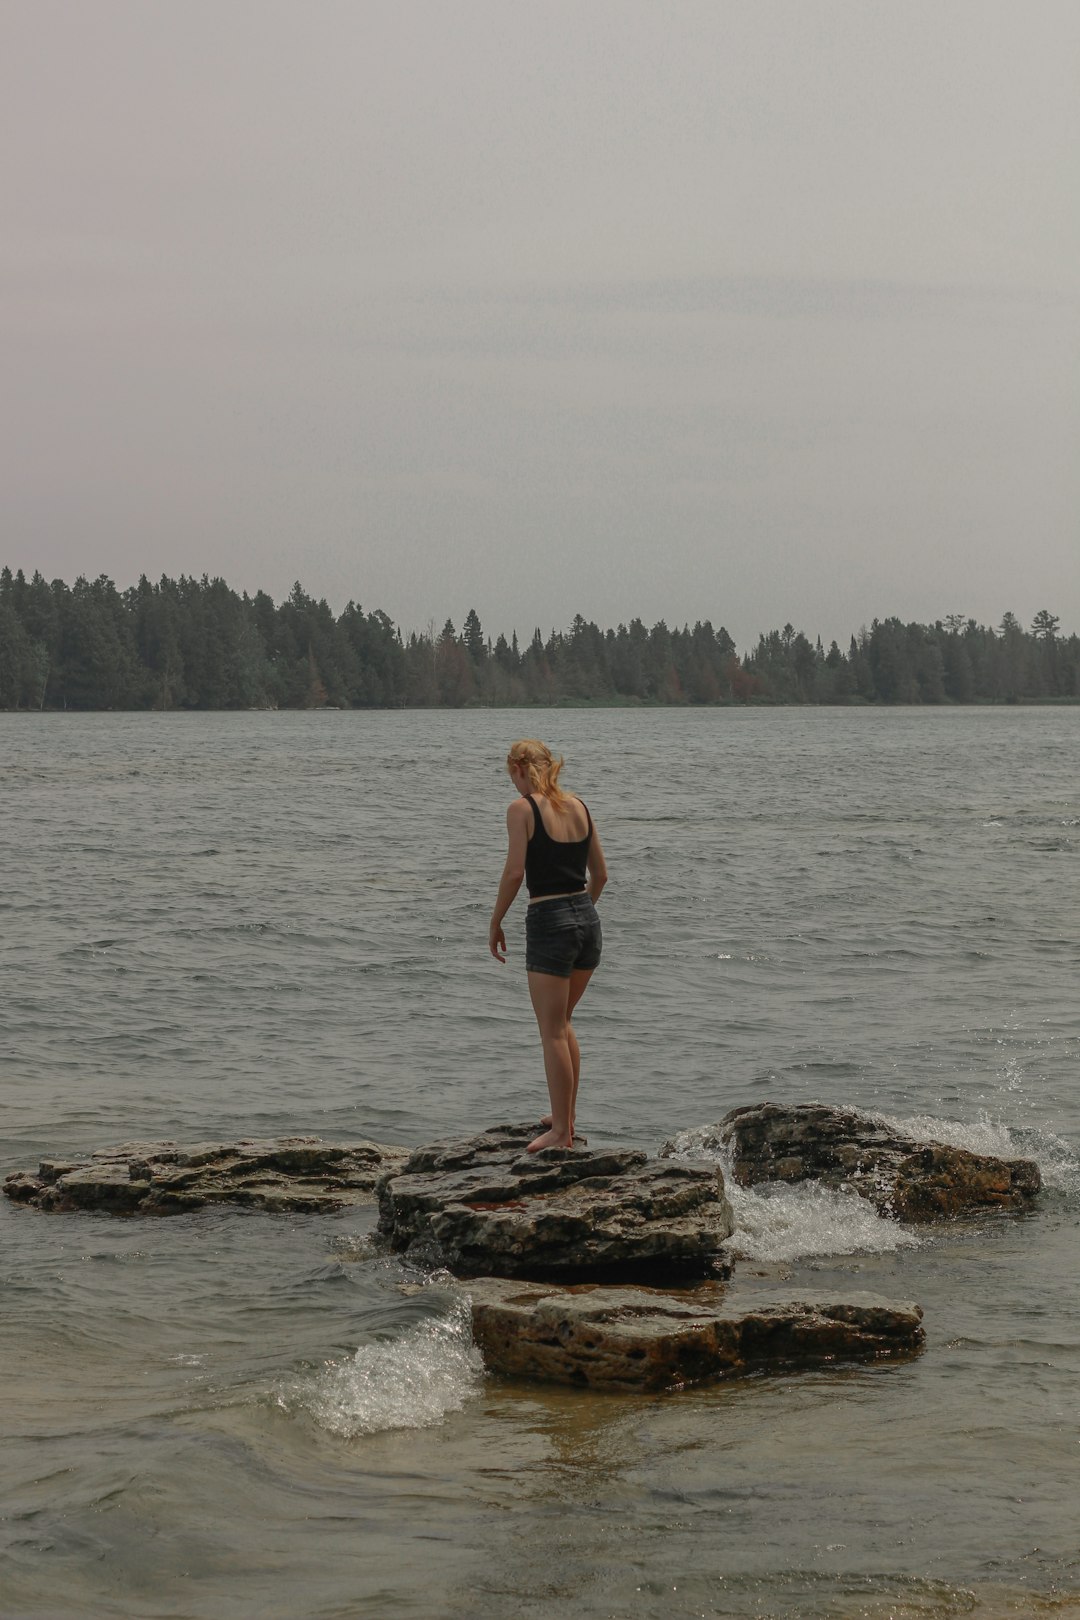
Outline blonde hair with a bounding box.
[507,738,569,808]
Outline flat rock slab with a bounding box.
[466,1277,924,1390]
[4,1137,410,1215]
[376,1123,736,1282]
[664,1102,1041,1221]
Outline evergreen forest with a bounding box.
[0,567,1076,711]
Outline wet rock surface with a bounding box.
[669,1102,1042,1221]
[466,1277,924,1391]
[4,1137,410,1215]
[376,1123,737,1282]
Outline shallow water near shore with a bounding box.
[2,705,1079,1619]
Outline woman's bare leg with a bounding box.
[526,971,575,1151]
[565,968,594,1125]
[539,968,594,1130]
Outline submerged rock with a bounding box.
[3,1137,410,1215]
[376,1123,736,1282]
[466,1276,924,1390]
[663,1102,1041,1221]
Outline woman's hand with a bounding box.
[488,799,528,963]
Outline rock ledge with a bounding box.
[377,1123,736,1282]
[662,1102,1041,1221]
[466,1277,924,1390]
[4,1137,410,1215]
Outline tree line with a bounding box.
[0,567,1075,710]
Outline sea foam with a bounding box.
[277,1294,484,1438]
[668,1104,1080,1265]
[876,1108,1080,1196]
[664,1124,918,1262]
[725,1178,920,1263]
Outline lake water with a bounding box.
[2,706,1079,1620]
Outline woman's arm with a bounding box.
[587,825,608,904]
[489,799,531,962]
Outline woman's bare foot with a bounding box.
[527,1128,573,1153]
[539,1114,575,1129]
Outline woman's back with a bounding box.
[529,793,590,844]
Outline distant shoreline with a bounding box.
[1,568,1076,710]
[3,697,1078,714]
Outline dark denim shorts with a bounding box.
[525,891,603,978]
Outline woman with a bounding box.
[488,739,607,1152]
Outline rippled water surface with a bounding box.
[2,707,1079,1619]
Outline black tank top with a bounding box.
[524,795,592,899]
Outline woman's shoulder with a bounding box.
[556,793,592,834]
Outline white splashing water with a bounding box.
[666,1101,1080,1262]
[873,1110,1018,1159]
[664,1124,919,1262]
[873,1108,1080,1196]
[277,1295,484,1438]
[725,1178,920,1263]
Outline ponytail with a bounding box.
[506,738,569,808]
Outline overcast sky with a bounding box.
[3,0,1077,649]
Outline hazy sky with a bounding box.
[3,0,1077,649]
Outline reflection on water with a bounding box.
[2,707,1079,1618]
